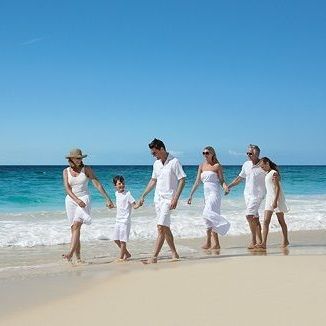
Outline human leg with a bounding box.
[164,226,179,259]
[246,215,258,249]
[202,227,212,249]
[276,212,289,247]
[259,210,273,249]
[64,221,82,260]
[120,241,127,259]
[210,231,220,250]
[149,225,166,262]
[256,219,262,245]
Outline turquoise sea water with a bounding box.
[0,165,326,213]
[1,165,326,248]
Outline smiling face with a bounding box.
[150,147,166,161]
[114,179,125,193]
[246,147,259,163]
[202,148,213,162]
[259,160,270,172]
[69,157,83,168]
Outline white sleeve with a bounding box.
[239,163,247,179]
[174,159,186,180]
[151,162,158,179]
[128,192,135,204]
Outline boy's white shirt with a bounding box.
[115,190,135,224]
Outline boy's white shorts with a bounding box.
[113,223,131,242]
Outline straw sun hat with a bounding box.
[65,148,87,159]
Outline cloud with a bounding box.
[228,150,243,156]
[21,37,45,46]
[169,150,184,157]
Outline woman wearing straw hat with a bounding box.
[63,148,114,262]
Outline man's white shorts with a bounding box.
[155,200,171,227]
[113,223,131,242]
[245,196,264,217]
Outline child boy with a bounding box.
[112,175,141,261]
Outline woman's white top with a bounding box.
[200,170,230,235]
[265,170,288,213]
[67,167,89,197]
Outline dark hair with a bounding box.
[113,175,125,185]
[148,138,166,151]
[260,157,280,175]
[68,158,84,169]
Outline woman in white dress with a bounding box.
[257,157,289,250]
[187,146,230,250]
[63,148,114,262]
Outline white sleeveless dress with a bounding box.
[201,171,230,235]
[65,167,92,226]
[264,170,289,213]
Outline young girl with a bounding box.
[257,157,289,250]
[187,146,230,250]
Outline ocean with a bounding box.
[0,165,325,248]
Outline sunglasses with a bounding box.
[246,152,253,156]
[202,151,210,156]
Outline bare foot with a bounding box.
[62,254,72,262]
[210,245,221,250]
[201,244,211,250]
[247,243,256,250]
[210,249,220,256]
[115,258,127,263]
[281,241,289,248]
[124,252,132,260]
[75,258,86,264]
[254,244,266,251]
[142,257,158,264]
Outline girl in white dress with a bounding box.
[63,148,114,262]
[257,157,289,250]
[187,146,230,250]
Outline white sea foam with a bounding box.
[0,195,326,247]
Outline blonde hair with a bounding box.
[204,146,220,165]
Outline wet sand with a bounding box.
[1,230,326,325]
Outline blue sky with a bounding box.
[1,0,325,165]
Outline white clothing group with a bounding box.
[65,156,288,242]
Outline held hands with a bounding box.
[187,197,192,205]
[223,184,230,195]
[139,197,145,206]
[106,200,115,209]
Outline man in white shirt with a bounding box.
[228,144,266,249]
[140,138,186,263]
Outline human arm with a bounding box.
[216,165,229,194]
[63,169,86,207]
[272,172,280,209]
[227,176,244,190]
[85,166,114,208]
[139,178,157,205]
[170,177,186,209]
[187,165,202,204]
[132,201,142,209]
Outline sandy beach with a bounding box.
[1,230,326,326]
